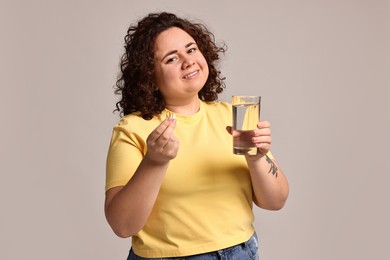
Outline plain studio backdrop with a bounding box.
[1,0,389,259]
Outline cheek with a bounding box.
[204,61,209,74]
[199,56,209,72]
[155,67,175,85]
[163,68,180,84]
[201,58,209,78]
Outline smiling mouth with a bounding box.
[183,70,199,79]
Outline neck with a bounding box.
[164,98,201,116]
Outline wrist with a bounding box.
[143,153,171,167]
[244,150,266,162]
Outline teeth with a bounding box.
[184,71,197,79]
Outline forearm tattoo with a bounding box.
[266,154,278,177]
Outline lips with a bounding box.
[182,70,199,79]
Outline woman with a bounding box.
[105,12,289,259]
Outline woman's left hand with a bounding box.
[226,120,272,157]
[251,121,272,157]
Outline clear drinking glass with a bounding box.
[232,96,261,155]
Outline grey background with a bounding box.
[1,0,389,259]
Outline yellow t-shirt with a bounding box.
[106,101,268,258]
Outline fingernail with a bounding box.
[168,114,176,124]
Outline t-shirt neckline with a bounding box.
[163,101,205,124]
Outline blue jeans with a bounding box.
[127,232,259,260]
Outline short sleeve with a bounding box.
[105,124,145,191]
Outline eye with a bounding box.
[166,56,178,63]
[188,47,197,54]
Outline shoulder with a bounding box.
[113,113,162,135]
[202,101,232,124]
[116,113,143,127]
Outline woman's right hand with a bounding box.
[144,117,180,165]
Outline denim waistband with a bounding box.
[128,232,259,260]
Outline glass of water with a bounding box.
[232,96,261,155]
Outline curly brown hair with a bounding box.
[114,12,227,119]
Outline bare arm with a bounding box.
[227,121,289,210]
[105,118,179,238]
[245,153,289,210]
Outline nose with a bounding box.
[181,57,195,70]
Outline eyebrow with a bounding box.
[161,42,196,61]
